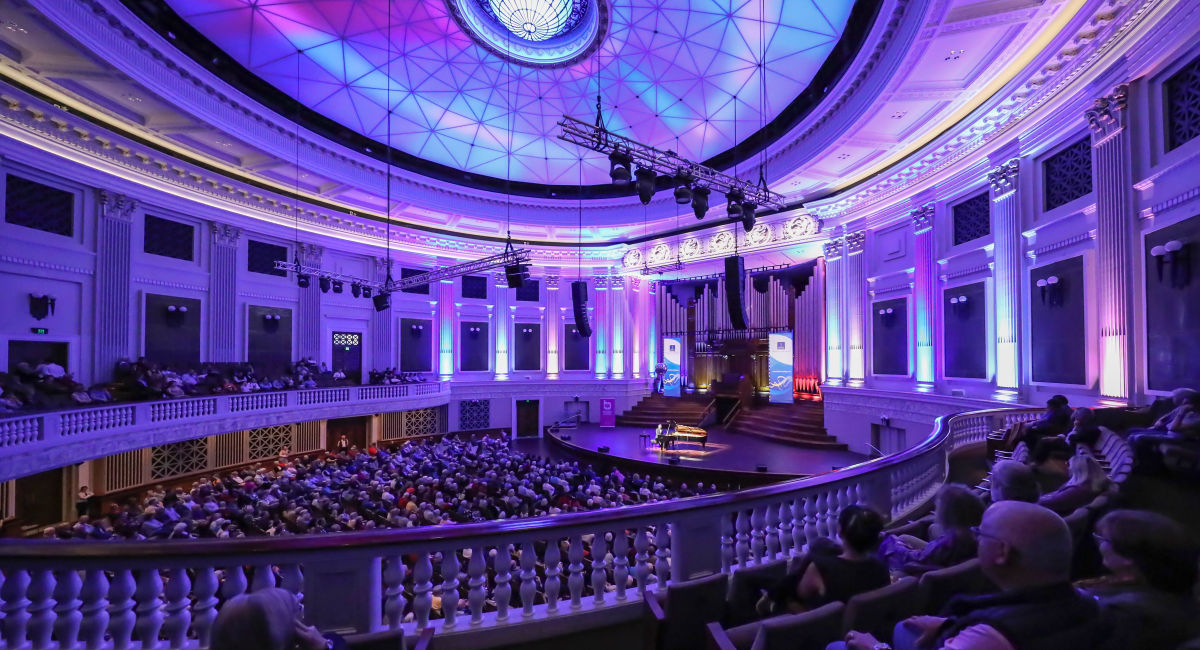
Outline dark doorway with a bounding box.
[14,467,63,530]
[7,340,68,374]
[327,416,369,451]
[331,331,363,383]
[516,400,540,438]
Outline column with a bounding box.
[911,206,937,387]
[436,279,455,380]
[494,273,510,380]
[648,280,659,375]
[208,224,241,362]
[545,274,560,378]
[1087,84,1134,400]
[296,243,324,361]
[611,274,626,379]
[844,230,867,383]
[988,159,1022,393]
[630,276,643,379]
[94,191,136,380]
[823,238,845,384]
[593,275,609,379]
[371,257,394,371]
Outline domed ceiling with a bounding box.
[161,0,860,190]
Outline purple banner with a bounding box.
[599,398,616,428]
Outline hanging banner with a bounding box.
[599,398,616,428]
[663,336,682,397]
[768,331,794,404]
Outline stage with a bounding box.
[544,425,867,480]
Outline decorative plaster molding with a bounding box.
[941,262,992,281]
[987,159,1020,196]
[784,215,821,239]
[1028,232,1094,261]
[823,238,844,259]
[1085,83,1130,142]
[99,189,136,221]
[237,292,299,303]
[133,277,207,292]
[845,230,867,254]
[910,204,934,234]
[871,280,913,296]
[210,222,242,246]
[0,255,94,276]
[297,242,324,265]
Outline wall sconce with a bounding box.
[521,327,535,335]
[1151,239,1191,288]
[28,293,56,320]
[468,326,481,334]
[165,304,189,327]
[877,307,896,328]
[410,323,425,334]
[1036,275,1063,306]
[948,294,970,318]
[262,313,282,333]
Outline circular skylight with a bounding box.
[484,0,586,41]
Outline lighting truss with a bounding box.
[638,260,684,276]
[275,246,532,292]
[557,114,786,209]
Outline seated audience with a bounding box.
[1080,510,1200,648]
[1028,437,1072,494]
[838,502,1108,650]
[1064,407,1101,448]
[211,588,334,650]
[760,505,890,615]
[1019,394,1073,448]
[1129,387,1200,473]
[879,484,983,575]
[1037,454,1109,516]
[989,460,1039,504]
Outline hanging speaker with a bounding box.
[571,280,592,338]
[724,255,749,330]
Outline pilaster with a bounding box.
[94,191,136,380]
[844,231,867,383]
[371,257,394,371]
[545,275,560,378]
[911,206,937,387]
[494,273,510,380]
[823,238,845,384]
[988,159,1022,393]
[593,275,609,379]
[208,223,241,362]
[611,274,626,379]
[296,243,323,361]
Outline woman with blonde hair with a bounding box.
[210,588,333,650]
[1038,454,1109,515]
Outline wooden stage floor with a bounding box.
[543,425,867,478]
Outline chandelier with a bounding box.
[483,0,587,41]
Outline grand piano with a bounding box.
[656,424,708,449]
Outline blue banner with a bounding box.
[663,337,682,397]
[768,332,794,404]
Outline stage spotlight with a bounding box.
[318,276,331,293]
[351,283,362,298]
[674,183,692,204]
[331,280,344,294]
[634,167,657,204]
[608,151,632,185]
[362,286,373,299]
[691,186,711,219]
[297,273,310,289]
[373,292,391,312]
[725,189,744,218]
[741,202,758,232]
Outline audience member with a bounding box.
[879,484,983,575]
[1129,387,1200,474]
[1019,395,1073,448]
[1028,437,1071,494]
[1064,407,1101,447]
[989,460,1039,504]
[211,588,336,650]
[1037,454,1109,516]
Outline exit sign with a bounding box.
[30,327,49,335]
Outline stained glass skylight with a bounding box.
[164,0,855,187]
[485,0,585,41]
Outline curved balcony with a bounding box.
[0,383,449,483]
[0,406,1042,649]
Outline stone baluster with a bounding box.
[162,568,190,650]
[494,546,513,622]
[750,507,767,563]
[544,540,562,613]
[814,492,830,539]
[612,530,630,601]
[654,524,670,585]
[720,515,734,573]
[634,528,651,596]
[468,546,486,625]
[591,532,608,604]
[734,510,751,567]
[134,569,163,650]
[383,556,407,630]
[441,551,461,630]
[790,498,805,556]
[2,569,30,648]
[28,569,54,650]
[80,569,110,650]
[519,542,537,618]
[53,568,83,650]
[412,553,433,629]
[251,565,276,592]
[221,566,247,604]
[278,564,303,602]
[191,568,218,649]
[803,495,820,549]
[766,505,782,560]
[107,569,137,650]
[568,534,585,609]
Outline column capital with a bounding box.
[845,230,867,255]
[987,159,1020,197]
[210,223,242,247]
[629,276,640,290]
[911,205,935,234]
[373,256,394,282]
[544,274,560,289]
[98,190,137,222]
[1086,84,1129,141]
[822,238,843,260]
[297,242,324,265]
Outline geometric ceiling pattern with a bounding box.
[165,0,854,186]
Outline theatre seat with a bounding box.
[706,601,844,650]
[726,558,789,626]
[916,559,994,615]
[343,627,434,650]
[644,572,730,650]
[842,577,918,642]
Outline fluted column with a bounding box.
[95,191,137,380]
[844,231,867,383]
[823,239,845,384]
[630,276,643,379]
[594,275,609,379]
[436,279,454,379]
[988,159,1022,392]
[911,206,937,387]
[611,275,626,379]
[648,280,659,374]
[208,224,241,362]
[494,273,510,380]
[371,258,394,371]
[296,243,324,361]
[1088,84,1134,400]
[545,275,561,378]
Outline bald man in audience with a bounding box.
[838,502,1108,650]
[988,460,1039,504]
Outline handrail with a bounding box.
[721,399,742,426]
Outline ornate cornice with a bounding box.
[1085,83,1129,143]
[845,230,867,255]
[910,205,934,234]
[99,190,137,222]
[210,222,242,246]
[987,159,1020,197]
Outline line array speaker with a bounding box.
[571,280,593,338]
[724,255,749,330]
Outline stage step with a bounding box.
[729,402,847,451]
[615,394,710,428]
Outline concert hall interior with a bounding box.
[1,0,1200,648]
